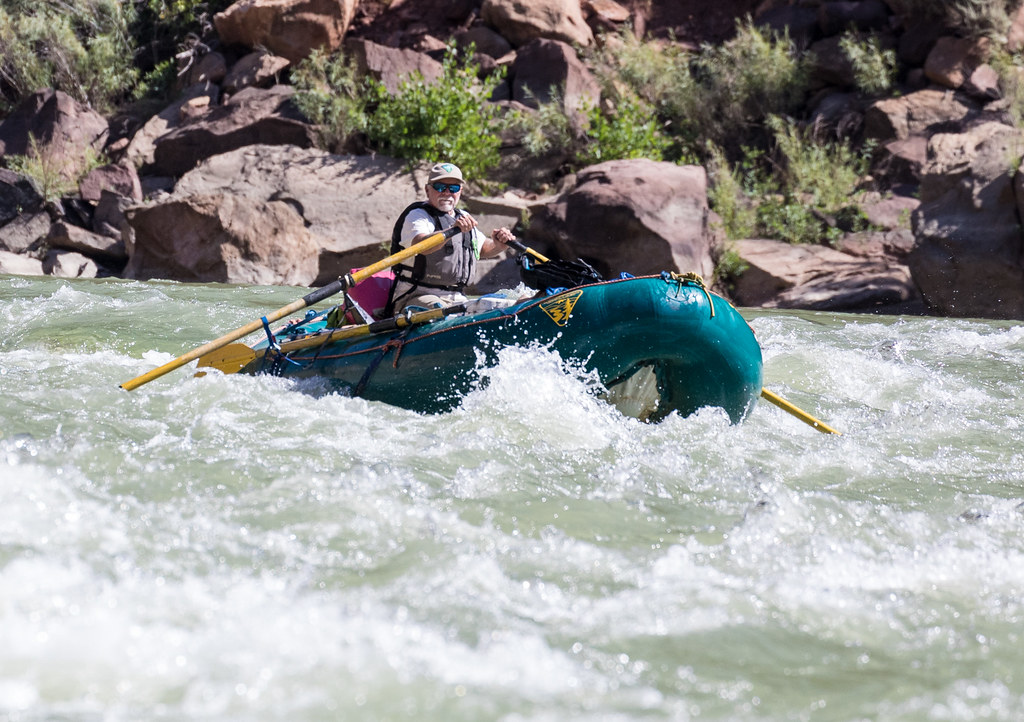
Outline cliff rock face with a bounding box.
[910,123,1024,319]
[3,0,1024,317]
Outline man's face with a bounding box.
[426,180,462,213]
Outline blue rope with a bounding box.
[260,316,302,372]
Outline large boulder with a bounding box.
[0,90,109,182]
[46,221,128,266]
[731,238,919,312]
[0,212,51,254]
[0,250,44,276]
[509,39,600,121]
[213,0,357,63]
[345,38,444,94]
[172,145,525,286]
[78,161,143,203]
[482,0,593,47]
[124,193,320,285]
[149,85,316,177]
[864,88,978,142]
[222,51,292,95]
[43,250,100,279]
[924,36,990,91]
[526,159,717,280]
[909,122,1024,318]
[124,83,221,169]
[0,169,44,226]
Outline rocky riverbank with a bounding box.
[3,0,1024,319]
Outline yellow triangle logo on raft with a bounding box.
[539,290,583,326]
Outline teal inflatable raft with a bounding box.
[228,272,763,423]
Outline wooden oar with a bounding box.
[194,304,468,376]
[760,388,841,435]
[120,226,461,391]
[506,239,550,263]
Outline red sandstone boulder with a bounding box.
[149,85,316,177]
[345,38,444,94]
[124,193,320,285]
[481,0,593,47]
[526,159,718,280]
[0,90,109,182]
[731,238,919,312]
[214,0,357,63]
[909,122,1024,318]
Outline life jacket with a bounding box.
[386,202,476,314]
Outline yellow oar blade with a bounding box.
[194,343,258,377]
[119,226,459,391]
[760,388,841,435]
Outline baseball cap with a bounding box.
[427,162,464,184]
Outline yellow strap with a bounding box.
[668,271,715,318]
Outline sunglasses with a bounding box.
[430,182,462,194]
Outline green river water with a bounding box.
[2,275,1024,721]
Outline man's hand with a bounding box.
[492,227,515,245]
[455,212,478,233]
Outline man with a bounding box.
[387,162,517,313]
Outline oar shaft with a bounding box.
[760,388,841,435]
[120,226,459,391]
[506,239,550,263]
[275,304,467,352]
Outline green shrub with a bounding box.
[0,0,138,112]
[756,198,842,245]
[588,21,810,162]
[706,142,758,240]
[587,29,691,116]
[887,0,1015,39]
[688,22,810,157]
[991,50,1024,127]
[507,88,576,157]
[132,58,177,102]
[714,244,749,289]
[292,49,368,153]
[131,0,235,71]
[362,44,505,180]
[706,117,872,245]
[5,133,105,200]
[766,115,869,211]
[840,32,899,96]
[575,94,669,165]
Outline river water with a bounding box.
[2,275,1023,721]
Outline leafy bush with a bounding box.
[706,143,758,240]
[131,0,234,71]
[840,32,899,96]
[767,115,869,211]
[588,21,811,162]
[707,116,872,245]
[292,49,368,153]
[0,0,138,112]
[363,44,505,180]
[5,133,105,200]
[575,94,669,165]
[506,87,576,157]
[714,244,750,289]
[886,0,1016,39]
[686,22,810,156]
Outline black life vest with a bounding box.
[386,202,475,313]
